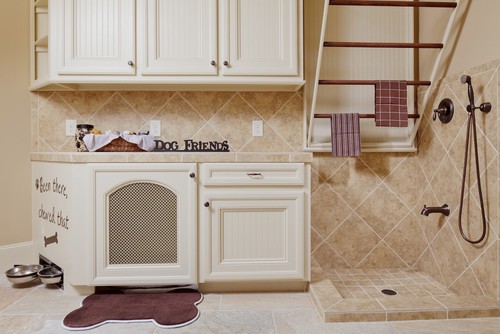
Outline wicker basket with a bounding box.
[96,137,145,152]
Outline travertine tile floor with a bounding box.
[1,275,500,334]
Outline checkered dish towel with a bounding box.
[374,80,408,127]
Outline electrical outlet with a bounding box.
[65,120,77,136]
[150,120,161,136]
[252,120,263,137]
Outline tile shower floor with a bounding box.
[326,268,455,299]
[309,267,500,324]
[1,273,500,333]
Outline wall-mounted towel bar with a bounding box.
[318,80,431,86]
[314,113,419,119]
[329,1,457,8]
[323,42,443,49]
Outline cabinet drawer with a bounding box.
[201,163,304,186]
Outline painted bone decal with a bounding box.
[44,232,58,247]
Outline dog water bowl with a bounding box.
[37,266,62,284]
[5,264,44,284]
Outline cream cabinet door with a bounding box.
[199,191,305,282]
[220,0,299,76]
[56,0,135,75]
[92,163,197,285]
[141,0,218,75]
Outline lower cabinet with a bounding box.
[32,161,309,290]
[199,163,310,282]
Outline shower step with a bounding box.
[309,267,500,323]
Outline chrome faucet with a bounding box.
[421,204,450,216]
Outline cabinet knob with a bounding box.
[210,60,216,66]
[127,60,134,66]
[204,202,210,208]
[223,61,229,67]
[189,172,196,179]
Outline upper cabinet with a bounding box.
[57,0,136,75]
[30,0,304,91]
[220,0,299,77]
[142,0,218,76]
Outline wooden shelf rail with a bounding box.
[318,80,431,86]
[323,42,443,49]
[329,1,457,8]
[314,113,420,119]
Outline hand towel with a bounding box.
[374,80,408,127]
[330,113,361,157]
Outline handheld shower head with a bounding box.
[461,74,471,84]
[461,74,475,107]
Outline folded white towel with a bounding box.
[83,134,156,152]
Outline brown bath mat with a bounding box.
[62,288,203,330]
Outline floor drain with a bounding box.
[381,289,397,296]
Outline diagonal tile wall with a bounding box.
[311,59,499,300]
[31,59,500,301]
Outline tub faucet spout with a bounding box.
[421,204,450,216]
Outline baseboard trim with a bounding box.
[0,242,35,272]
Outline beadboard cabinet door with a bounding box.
[200,192,305,282]
[220,0,299,76]
[141,0,218,75]
[56,0,136,75]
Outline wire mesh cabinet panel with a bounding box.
[92,163,197,285]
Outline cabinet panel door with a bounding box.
[221,0,299,76]
[200,191,305,282]
[142,0,217,75]
[58,0,135,75]
[92,163,197,285]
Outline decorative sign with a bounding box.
[35,177,70,232]
[154,139,229,152]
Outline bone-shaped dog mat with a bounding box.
[62,288,203,330]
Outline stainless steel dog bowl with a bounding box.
[5,264,44,284]
[37,266,62,284]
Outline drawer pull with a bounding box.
[247,172,263,178]
[204,202,210,208]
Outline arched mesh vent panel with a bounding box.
[107,182,178,265]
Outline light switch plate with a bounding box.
[65,120,77,136]
[150,120,161,136]
[252,120,263,137]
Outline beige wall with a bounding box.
[446,0,500,75]
[419,0,500,79]
[0,1,32,246]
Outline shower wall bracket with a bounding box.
[433,98,454,123]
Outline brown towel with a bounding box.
[374,80,408,127]
[330,113,361,157]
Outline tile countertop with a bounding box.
[30,152,313,163]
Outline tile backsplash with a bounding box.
[31,91,304,153]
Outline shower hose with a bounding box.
[457,84,488,244]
